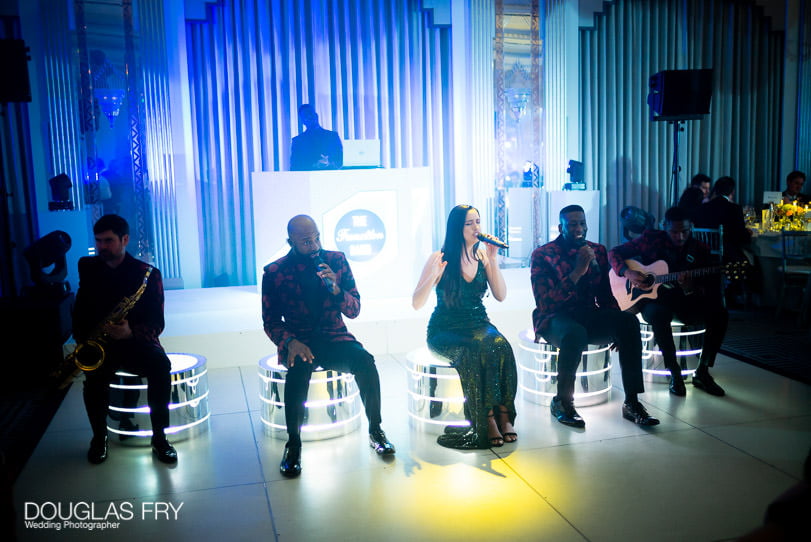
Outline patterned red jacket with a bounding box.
[530,235,619,337]
[261,249,361,349]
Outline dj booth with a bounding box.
[251,168,433,300]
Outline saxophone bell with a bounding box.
[64,266,152,377]
[70,340,107,372]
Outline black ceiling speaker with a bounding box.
[648,69,712,121]
[0,39,32,103]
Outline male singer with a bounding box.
[261,215,395,477]
[530,205,658,428]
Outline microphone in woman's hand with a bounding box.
[477,233,509,249]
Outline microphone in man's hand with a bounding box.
[311,253,335,291]
[477,232,509,249]
[574,238,600,273]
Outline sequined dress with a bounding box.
[427,260,518,449]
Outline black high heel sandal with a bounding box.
[486,412,504,447]
[496,407,517,443]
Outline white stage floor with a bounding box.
[13,268,811,541]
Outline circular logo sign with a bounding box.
[334,210,386,262]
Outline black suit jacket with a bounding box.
[72,253,165,346]
[693,196,751,261]
[290,127,343,171]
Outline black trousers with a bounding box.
[541,308,644,402]
[282,339,382,444]
[82,339,171,440]
[639,286,728,369]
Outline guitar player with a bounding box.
[609,206,729,397]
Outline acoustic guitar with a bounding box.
[608,260,747,312]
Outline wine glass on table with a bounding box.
[743,206,757,232]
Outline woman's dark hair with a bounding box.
[677,186,705,221]
[439,204,478,308]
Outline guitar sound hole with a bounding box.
[641,275,655,289]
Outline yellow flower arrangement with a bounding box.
[772,202,808,231]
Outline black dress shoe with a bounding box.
[550,396,585,428]
[280,442,302,477]
[622,401,660,426]
[369,429,396,455]
[693,371,725,396]
[669,374,687,396]
[151,437,178,464]
[87,435,108,464]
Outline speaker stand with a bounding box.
[669,120,685,205]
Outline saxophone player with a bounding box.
[73,214,177,464]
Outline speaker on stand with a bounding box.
[647,69,713,205]
[0,39,32,104]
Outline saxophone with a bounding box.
[64,266,153,375]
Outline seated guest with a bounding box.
[262,215,394,477]
[290,104,343,171]
[782,170,809,205]
[678,186,706,223]
[531,205,659,428]
[694,176,751,262]
[412,204,518,449]
[691,173,712,203]
[620,206,656,242]
[609,207,729,397]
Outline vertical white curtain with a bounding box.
[40,1,84,207]
[797,0,811,174]
[138,0,182,283]
[544,0,576,191]
[581,0,784,248]
[185,0,451,286]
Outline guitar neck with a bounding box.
[654,265,720,285]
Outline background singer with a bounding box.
[531,205,659,428]
[261,215,394,477]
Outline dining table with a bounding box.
[748,228,811,307]
[748,231,782,306]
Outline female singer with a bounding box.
[412,204,518,449]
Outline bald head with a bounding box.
[287,215,316,236]
[287,215,321,257]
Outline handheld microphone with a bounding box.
[311,253,335,291]
[477,232,509,249]
[574,238,600,273]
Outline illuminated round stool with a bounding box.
[107,352,210,444]
[258,354,362,441]
[406,346,468,434]
[638,314,704,381]
[516,328,612,406]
